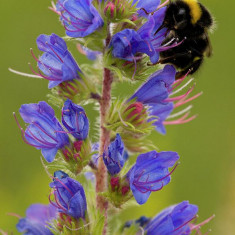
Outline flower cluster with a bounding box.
[9,0,214,234]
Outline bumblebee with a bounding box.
[155,0,214,78]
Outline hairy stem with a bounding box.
[95,29,112,234]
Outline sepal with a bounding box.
[101,175,132,208]
[105,98,156,152]
[103,0,137,23]
[61,139,92,174]
[104,51,160,81]
[49,212,90,235]
[48,73,99,107]
[44,139,92,175]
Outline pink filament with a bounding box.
[157,0,170,9]
[164,85,195,102]
[164,113,197,125]
[190,215,215,231]
[174,92,203,108]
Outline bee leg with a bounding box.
[175,58,203,79]
[189,58,204,75]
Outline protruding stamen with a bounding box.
[7,212,22,219]
[8,68,42,79]
[49,1,61,15]
[157,0,170,9]
[30,48,39,62]
[170,78,194,96]
[174,92,203,108]
[156,38,185,52]
[164,113,197,125]
[167,105,193,119]
[166,84,195,102]
[191,215,215,231]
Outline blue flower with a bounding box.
[103,134,126,175]
[77,44,102,60]
[62,99,89,140]
[110,8,167,64]
[133,0,161,16]
[145,201,198,235]
[130,65,176,104]
[59,0,104,38]
[19,101,69,162]
[16,204,57,235]
[127,150,179,204]
[50,171,87,219]
[149,102,174,134]
[110,29,148,61]
[54,170,69,179]
[36,33,81,89]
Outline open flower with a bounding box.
[133,0,161,16]
[145,201,198,235]
[62,99,89,140]
[32,33,81,89]
[50,171,87,219]
[127,150,179,204]
[130,65,176,104]
[18,101,69,162]
[16,204,57,235]
[103,134,126,175]
[128,65,201,134]
[58,0,104,38]
[110,8,175,64]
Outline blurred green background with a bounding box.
[0,0,234,234]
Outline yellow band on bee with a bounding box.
[182,0,202,24]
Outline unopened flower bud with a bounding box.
[104,2,116,19]
[110,177,120,191]
[125,102,146,123]
[121,186,130,195]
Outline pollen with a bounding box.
[183,0,202,24]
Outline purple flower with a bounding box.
[19,102,69,162]
[130,65,176,104]
[127,150,179,204]
[16,204,57,235]
[62,99,89,140]
[59,0,104,38]
[35,33,81,89]
[103,134,125,175]
[110,8,168,64]
[50,171,87,219]
[145,201,198,235]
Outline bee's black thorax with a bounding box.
[157,0,213,78]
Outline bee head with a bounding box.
[163,2,192,31]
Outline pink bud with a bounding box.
[104,2,115,18]
[110,177,120,191]
[62,148,71,161]
[74,140,83,152]
[125,102,145,122]
[121,186,130,195]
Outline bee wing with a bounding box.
[205,32,213,57]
